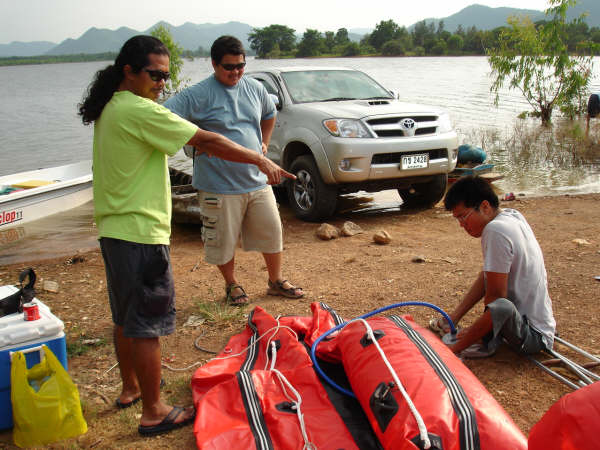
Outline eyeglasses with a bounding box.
[219,62,246,71]
[143,68,170,82]
[455,208,476,223]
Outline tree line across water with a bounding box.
[249,18,600,59]
[3,12,600,67]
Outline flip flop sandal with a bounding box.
[267,279,304,299]
[115,378,166,409]
[138,406,196,436]
[460,343,498,359]
[226,283,249,306]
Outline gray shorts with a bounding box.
[487,298,549,354]
[100,237,176,338]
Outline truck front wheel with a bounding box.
[287,155,337,222]
[398,174,448,209]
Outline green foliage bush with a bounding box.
[381,40,405,56]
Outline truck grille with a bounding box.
[366,116,438,137]
[371,148,448,165]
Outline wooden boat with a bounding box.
[0,161,92,230]
[169,167,202,225]
[448,163,504,184]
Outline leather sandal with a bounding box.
[225,283,249,306]
[267,279,304,299]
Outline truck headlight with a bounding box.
[323,119,371,138]
[437,113,454,133]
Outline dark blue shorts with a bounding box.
[100,237,176,338]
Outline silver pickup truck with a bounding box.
[247,67,459,221]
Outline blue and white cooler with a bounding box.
[0,285,68,429]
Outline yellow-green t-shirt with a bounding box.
[93,90,197,244]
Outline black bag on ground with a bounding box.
[0,268,36,317]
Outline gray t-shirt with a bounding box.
[164,75,276,194]
[482,209,555,347]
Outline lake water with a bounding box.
[1,56,599,264]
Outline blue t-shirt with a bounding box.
[164,75,276,194]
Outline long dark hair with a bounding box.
[78,35,169,124]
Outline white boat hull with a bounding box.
[0,161,93,229]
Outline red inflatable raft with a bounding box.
[336,315,527,450]
[191,303,527,449]
[528,381,600,450]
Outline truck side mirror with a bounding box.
[269,93,281,110]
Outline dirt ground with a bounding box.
[1,193,599,449]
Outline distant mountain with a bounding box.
[415,0,598,32]
[0,41,56,57]
[567,0,600,24]
[47,26,139,55]
[147,21,253,53]
[45,21,253,56]
[348,28,373,36]
[417,5,544,32]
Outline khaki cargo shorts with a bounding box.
[198,186,283,265]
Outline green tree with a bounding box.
[412,20,433,48]
[296,29,324,57]
[381,40,405,56]
[436,20,445,36]
[487,0,595,124]
[463,26,485,54]
[359,43,376,55]
[447,34,464,54]
[324,31,336,53]
[592,27,600,44]
[249,25,296,58]
[150,24,188,96]
[369,19,400,51]
[335,28,350,46]
[431,39,448,55]
[342,42,361,56]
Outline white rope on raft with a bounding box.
[354,318,431,450]
[269,341,316,450]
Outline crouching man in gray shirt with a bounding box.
[435,175,555,358]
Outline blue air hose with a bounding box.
[309,301,456,397]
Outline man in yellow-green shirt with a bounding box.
[79,35,292,436]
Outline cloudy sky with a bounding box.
[1,0,551,44]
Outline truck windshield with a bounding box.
[281,70,393,104]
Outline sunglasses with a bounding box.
[143,68,170,82]
[219,62,246,71]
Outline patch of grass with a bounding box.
[118,408,138,428]
[165,376,195,405]
[67,337,108,357]
[193,297,246,326]
[80,398,100,423]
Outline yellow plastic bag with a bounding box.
[10,345,87,447]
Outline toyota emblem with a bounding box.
[400,118,416,136]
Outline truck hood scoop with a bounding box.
[365,100,391,106]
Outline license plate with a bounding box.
[401,154,428,169]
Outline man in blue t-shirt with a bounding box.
[165,36,303,305]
